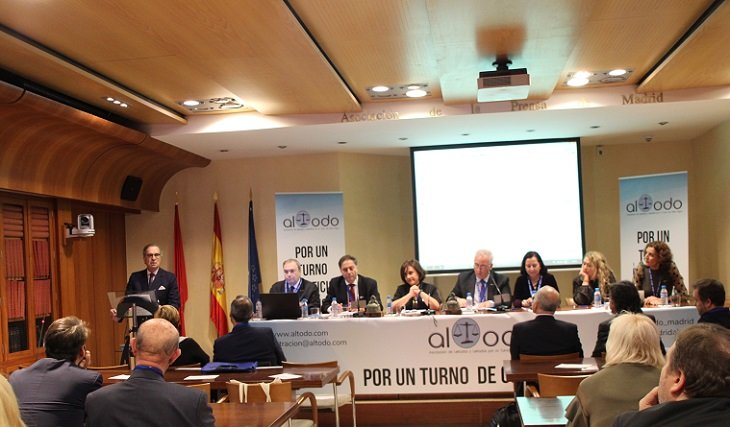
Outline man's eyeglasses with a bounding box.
[474,263,491,270]
[145,253,161,258]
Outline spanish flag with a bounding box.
[210,199,228,336]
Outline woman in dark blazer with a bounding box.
[392,260,441,312]
[513,251,559,308]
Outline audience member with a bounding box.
[591,281,665,357]
[322,254,382,313]
[85,319,214,427]
[0,374,26,427]
[566,314,664,427]
[633,241,685,307]
[513,251,559,308]
[510,287,583,359]
[451,249,511,308]
[213,295,286,366]
[392,259,441,312]
[154,305,209,366]
[270,258,321,312]
[694,278,730,328]
[613,323,730,426]
[9,316,101,427]
[572,251,616,306]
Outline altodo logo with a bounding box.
[625,193,683,213]
[282,210,341,228]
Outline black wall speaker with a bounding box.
[120,175,143,201]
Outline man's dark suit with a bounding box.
[450,270,511,301]
[270,278,321,310]
[321,274,382,312]
[213,322,286,366]
[510,315,583,359]
[10,358,102,427]
[85,368,213,427]
[125,268,180,308]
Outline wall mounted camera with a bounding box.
[65,214,95,239]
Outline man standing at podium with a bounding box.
[125,243,180,308]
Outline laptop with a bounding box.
[260,293,301,320]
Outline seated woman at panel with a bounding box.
[513,251,559,308]
[591,281,665,357]
[572,251,616,306]
[633,240,686,307]
[154,305,210,366]
[565,313,664,427]
[392,260,441,312]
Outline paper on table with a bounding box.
[185,375,219,380]
[109,374,130,380]
[555,363,597,371]
[269,373,303,380]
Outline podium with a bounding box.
[109,291,158,367]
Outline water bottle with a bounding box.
[593,288,602,308]
[660,285,669,306]
[300,298,308,319]
[255,299,263,319]
[386,295,393,315]
[466,292,473,309]
[331,297,340,318]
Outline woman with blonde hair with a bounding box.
[154,305,210,366]
[572,251,616,306]
[0,374,25,427]
[565,313,664,427]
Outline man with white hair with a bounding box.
[450,249,511,308]
[86,319,214,427]
[613,323,730,426]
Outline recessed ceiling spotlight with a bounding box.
[337,141,347,145]
[112,100,121,105]
[608,69,627,76]
[106,97,114,102]
[658,121,669,126]
[574,71,592,79]
[407,85,421,90]
[277,145,287,149]
[398,137,408,141]
[371,85,389,92]
[590,125,600,129]
[219,149,229,153]
[119,103,128,108]
[182,100,201,107]
[405,89,427,98]
[461,133,470,136]
[526,129,535,133]
[567,76,589,87]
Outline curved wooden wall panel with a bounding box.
[0,81,209,211]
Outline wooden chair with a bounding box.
[185,382,211,402]
[86,364,128,370]
[526,373,589,398]
[224,380,317,427]
[282,360,356,427]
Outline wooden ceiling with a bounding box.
[0,0,727,128]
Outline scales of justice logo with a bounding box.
[451,318,481,349]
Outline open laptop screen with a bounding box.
[260,293,301,320]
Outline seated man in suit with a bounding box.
[213,295,286,366]
[614,323,730,426]
[510,286,583,359]
[10,316,102,427]
[694,278,730,328]
[322,254,382,313]
[270,258,321,313]
[451,249,511,308]
[85,319,214,427]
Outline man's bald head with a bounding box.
[132,318,180,368]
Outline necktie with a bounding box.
[148,272,155,288]
[347,284,356,303]
[479,280,487,302]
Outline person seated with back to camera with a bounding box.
[591,281,665,358]
[513,251,559,309]
[565,313,664,427]
[572,251,616,306]
[213,295,286,366]
[154,305,209,366]
[391,259,441,312]
[633,240,686,307]
[450,249,511,308]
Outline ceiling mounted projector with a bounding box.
[477,56,530,102]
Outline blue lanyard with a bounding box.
[528,276,543,297]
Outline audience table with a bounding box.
[503,357,604,383]
[516,396,573,427]
[211,402,299,427]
